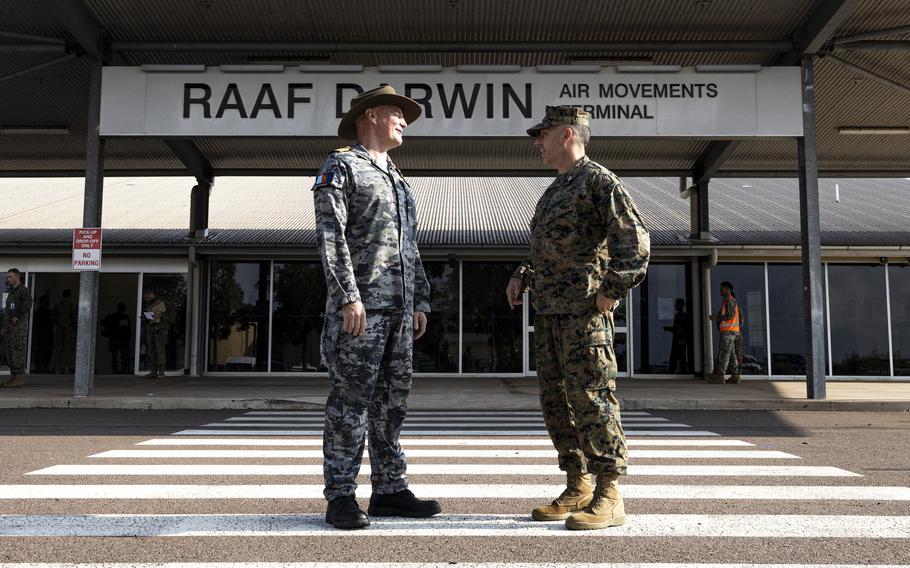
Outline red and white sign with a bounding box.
[72,228,103,271]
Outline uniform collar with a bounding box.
[352,143,397,174]
[555,155,590,184]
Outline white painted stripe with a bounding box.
[201,422,693,429]
[173,429,720,437]
[139,438,755,447]
[224,416,671,423]
[0,484,905,501]
[244,410,652,417]
[0,513,903,537]
[0,564,904,568]
[27,464,858,477]
[91,449,799,460]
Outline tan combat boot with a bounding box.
[709,369,725,384]
[531,473,594,521]
[0,375,25,388]
[727,374,741,384]
[565,473,626,530]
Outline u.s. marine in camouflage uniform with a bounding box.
[313,85,441,530]
[507,106,650,530]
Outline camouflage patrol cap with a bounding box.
[527,105,590,137]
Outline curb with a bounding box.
[0,397,907,412]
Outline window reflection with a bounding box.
[768,264,806,375]
[828,264,889,376]
[889,265,910,376]
[632,263,691,374]
[710,264,767,375]
[462,262,522,372]
[208,261,270,372]
[271,262,326,372]
[140,273,187,372]
[415,261,459,373]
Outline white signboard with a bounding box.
[100,66,803,138]
[72,228,102,271]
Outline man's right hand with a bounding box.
[341,301,367,336]
[506,278,524,309]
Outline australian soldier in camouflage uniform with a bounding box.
[507,106,650,530]
[709,280,741,384]
[313,85,441,530]
[2,269,33,388]
[142,290,168,379]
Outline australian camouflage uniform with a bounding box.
[313,143,431,501]
[713,294,741,383]
[144,299,167,376]
[514,155,651,479]
[3,283,33,381]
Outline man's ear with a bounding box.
[562,126,573,146]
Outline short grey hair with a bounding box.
[569,124,591,146]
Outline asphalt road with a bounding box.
[0,408,907,566]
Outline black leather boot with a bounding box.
[368,489,442,518]
[325,495,370,529]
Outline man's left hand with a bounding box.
[596,293,618,314]
[10,316,18,325]
[414,311,428,340]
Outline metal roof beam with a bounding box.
[164,139,214,185]
[43,0,129,64]
[833,25,910,45]
[824,54,910,97]
[0,31,66,45]
[835,41,910,51]
[774,0,859,65]
[44,0,105,57]
[110,40,792,53]
[692,140,741,186]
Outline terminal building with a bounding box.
[2,0,910,395]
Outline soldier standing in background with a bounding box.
[313,85,440,530]
[710,281,742,384]
[52,289,76,374]
[1,269,33,388]
[506,106,650,530]
[101,302,132,373]
[142,290,167,379]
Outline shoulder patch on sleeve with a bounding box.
[312,157,346,192]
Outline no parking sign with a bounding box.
[72,228,103,271]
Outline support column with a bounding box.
[189,181,211,239]
[797,55,827,400]
[690,179,711,241]
[690,256,704,377]
[74,56,105,397]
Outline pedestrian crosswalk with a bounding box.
[0,409,907,566]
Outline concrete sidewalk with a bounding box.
[0,373,908,411]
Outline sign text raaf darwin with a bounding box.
[100,67,803,138]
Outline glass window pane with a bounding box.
[710,264,767,375]
[632,263,692,374]
[889,265,910,376]
[140,273,187,373]
[414,261,459,373]
[271,262,326,373]
[828,264,889,376]
[208,261,270,372]
[768,264,806,375]
[462,262,522,373]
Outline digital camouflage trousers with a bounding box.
[320,309,414,501]
[535,310,628,477]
